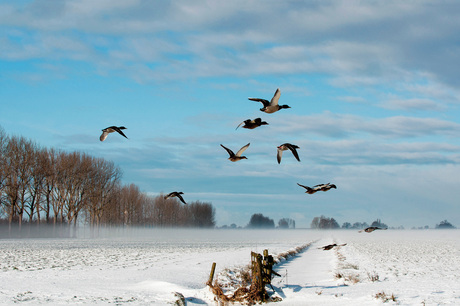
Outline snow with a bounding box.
[1,228,459,305]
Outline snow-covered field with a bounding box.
[1,229,459,305]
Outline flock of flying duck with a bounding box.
[98,88,394,236]
[99,88,336,206]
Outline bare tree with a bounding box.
[2,136,35,234]
[86,157,122,229]
[0,127,8,217]
[187,201,216,228]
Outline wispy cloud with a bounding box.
[380,98,446,112]
[2,1,460,90]
[271,112,460,139]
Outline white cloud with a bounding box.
[271,112,460,139]
[2,0,459,88]
[380,98,446,112]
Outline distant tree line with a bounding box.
[311,216,389,230]
[341,218,388,229]
[0,127,215,237]
[245,213,295,229]
[313,216,457,230]
[435,220,456,229]
[311,215,340,229]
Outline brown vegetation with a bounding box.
[207,242,314,305]
[375,291,397,303]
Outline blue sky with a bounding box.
[1,1,460,228]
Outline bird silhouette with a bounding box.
[359,226,387,233]
[297,183,336,194]
[277,143,300,164]
[236,118,269,130]
[164,191,187,205]
[248,88,290,113]
[318,243,347,250]
[220,143,250,162]
[100,126,128,142]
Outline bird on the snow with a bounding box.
[318,243,347,250]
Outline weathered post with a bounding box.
[207,262,216,286]
[251,251,266,302]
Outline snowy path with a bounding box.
[271,238,380,305]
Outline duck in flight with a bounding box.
[236,118,269,130]
[248,88,290,114]
[100,126,128,142]
[220,143,250,162]
[164,191,187,205]
[359,226,387,233]
[277,143,300,164]
[318,243,347,250]
[297,183,336,194]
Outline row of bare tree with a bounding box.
[0,127,215,237]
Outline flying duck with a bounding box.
[100,126,128,142]
[164,191,187,205]
[318,243,347,251]
[220,143,250,162]
[236,118,269,130]
[297,183,336,194]
[277,143,300,164]
[359,226,387,233]
[248,88,290,114]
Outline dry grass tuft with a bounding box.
[375,291,397,303]
[344,273,360,284]
[367,271,380,282]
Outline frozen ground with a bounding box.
[0,229,459,305]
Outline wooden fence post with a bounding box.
[207,262,216,286]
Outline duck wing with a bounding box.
[277,147,283,164]
[164,192,174,199]
[249,97,270,107]
[100,130,109,142]
[220,144,235,157]
[236,119,251,130]
[113,126,128,139]
[236,121,245,130]
[176,193,187,205]
[235,143,250,157]
[297,183,311,190]
[270,88,281,106]
[286,143,300,162]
